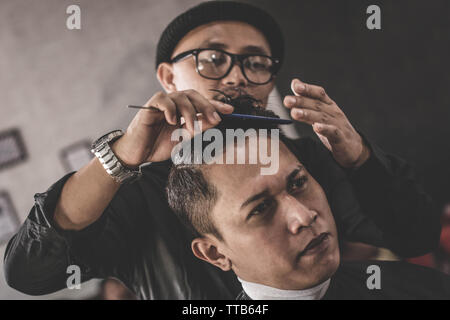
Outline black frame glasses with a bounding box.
[170,48,280,85]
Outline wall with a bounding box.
[0,0,204,300]
[245,0,450,207]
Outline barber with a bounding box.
[4,1,440,299]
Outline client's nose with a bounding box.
[283,195,318,234]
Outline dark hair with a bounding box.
[167,164,220,239]
[166,93,283,240]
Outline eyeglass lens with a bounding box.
[196,50,273,84]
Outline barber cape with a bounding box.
[238,277,330,300]
[237,260,450,300]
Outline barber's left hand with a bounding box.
[283,78,370,168]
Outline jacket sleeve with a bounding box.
[344,137,441,257]
[3,172,145,296]
[288,136,441,258]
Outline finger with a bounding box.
[185,90,235,114]
[194,114,218,132]
[147,92,177,125]
[179,114,218,138]
[312,123,342,144]
[169,93,198,135]
[291,108,335,125]
[209,99,234,114]
[184,90,220,125]
[291,79,333,104]
[184,90,231,125]
[316,133,332,151]
[284,94,327,112]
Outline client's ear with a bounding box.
[191,237,231,271]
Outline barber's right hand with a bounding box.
[111,90,234,166]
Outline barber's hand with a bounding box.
[283,79,370,168]
[111,90,234,165]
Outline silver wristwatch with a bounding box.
[91,130,142,184]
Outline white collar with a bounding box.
[238,277,331,300]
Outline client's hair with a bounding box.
[166,93,282,240]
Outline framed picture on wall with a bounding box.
[0,191,20,245]
[60,140,93,172]
[0,128,27,171]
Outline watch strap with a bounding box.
[91,130,142,184]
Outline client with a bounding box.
[166,114,450,300]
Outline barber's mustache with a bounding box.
[211,87,249,100]
[210,88,263,109]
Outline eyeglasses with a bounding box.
[170,48,280,85]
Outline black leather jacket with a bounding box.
[3,136,441,299]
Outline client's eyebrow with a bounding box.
[286,165,304,189]
[240,188,270,210]
[240,165,305,210]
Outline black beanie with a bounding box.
[155,1,284,70]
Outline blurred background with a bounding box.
[0,0,448,299]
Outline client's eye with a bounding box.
[248,198,273,219]
[289,176,308,193]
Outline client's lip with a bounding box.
[297,233,330,258]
